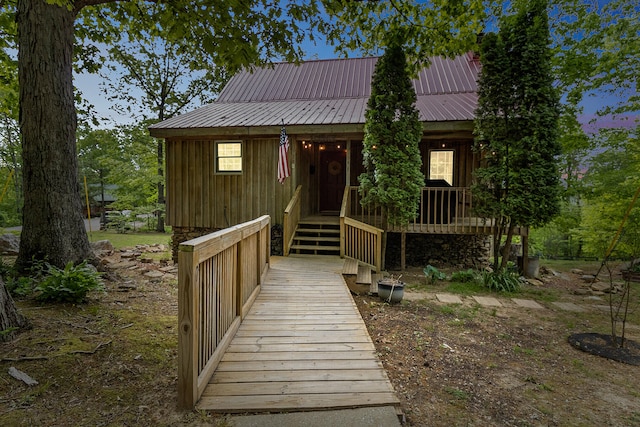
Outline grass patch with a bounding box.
[443,281,488,295]
[445,387,469,401]
[87,231,170,249]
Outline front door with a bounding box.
[319,144,346,213]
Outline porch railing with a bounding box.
[283,185,302,256]
[345,186,502,235]
[177,215,271,409]
[340,187,383,272]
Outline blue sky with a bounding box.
[74,9,636,130]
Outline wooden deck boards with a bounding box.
[197,255,399,413]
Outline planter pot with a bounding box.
[378,279,405,304]
[525,256,540,279]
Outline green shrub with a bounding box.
[35,261,104,303]
[450,269,477,283]
[5,276,36,298]
[423,265,447,284]
[478,269,521,293]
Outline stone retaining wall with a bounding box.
[385,233,491,269]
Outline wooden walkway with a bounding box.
[197,255,399,412]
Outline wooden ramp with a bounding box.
[197,255,399,412]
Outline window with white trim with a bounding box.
[215,141,243,174]
[429,150,454,186]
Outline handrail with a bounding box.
[283,185,302,256]
[340,186,383,271]
[343,217,384,271]
[339,186,351,258]
[177,215,271,409]
[348,186,524,235]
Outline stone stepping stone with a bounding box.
[551,302,585,312]
[511,298,545,309]
[472,296,502,307]
[436,293,463,304]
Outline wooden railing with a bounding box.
[177,215,271,409]
[345,186,507,235]
[340,188,383,272]
[283,185,302,256]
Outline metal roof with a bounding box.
[150,54,479,134]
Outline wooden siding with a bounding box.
[166,138,296,228]
[349,139,477,188]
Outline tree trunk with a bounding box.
[156,139,165,232]
[16,0,92,269]
[0,278,28,342]
[500,224,515,271]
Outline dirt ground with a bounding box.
[1,250,639,426]
[353,265,640,426]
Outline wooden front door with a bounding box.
[319,145,346,213]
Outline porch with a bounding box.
[284,185,529,273]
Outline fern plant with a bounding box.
[35,261,104,303]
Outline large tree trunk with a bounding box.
[16,0,92,269]
[0,278,28,342]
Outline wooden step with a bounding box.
[290,244,340,252]
[370,273,385,295]
[298,219,340,226]
[294,236,340,243]
[342,257,358,275]
[296,228,340,234]
[356,265,372,285]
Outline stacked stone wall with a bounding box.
[385,233,491,270]
[171,224,283,262]
[170,226,221,262]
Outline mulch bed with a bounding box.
[568,332,640,366]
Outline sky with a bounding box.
[75,49,630,131]
[73,6,637,132]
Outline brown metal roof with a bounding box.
[150,54,479,134]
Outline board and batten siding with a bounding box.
[166,137,296,229]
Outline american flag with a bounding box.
[278,125,290,184]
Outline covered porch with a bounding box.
[284,184,529,273]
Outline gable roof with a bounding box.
[149,54,480,136]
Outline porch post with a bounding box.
[401,231,406,271]
[522,233,529,276]
[345,140,351,186]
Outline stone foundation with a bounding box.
[171,224,283,262]
[170,226,222,262]
[385,233,491,270]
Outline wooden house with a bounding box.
[149,55,527,271]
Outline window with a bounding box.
[429,150,454,186]
[215,141,242,173]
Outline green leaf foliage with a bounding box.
[473,0,562,269]
[552,0,639,116]
[478,269,521,293]
[324,0,485,71]
[578,128,640,258]
[359,40,424,226]
[35,261,104,303]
